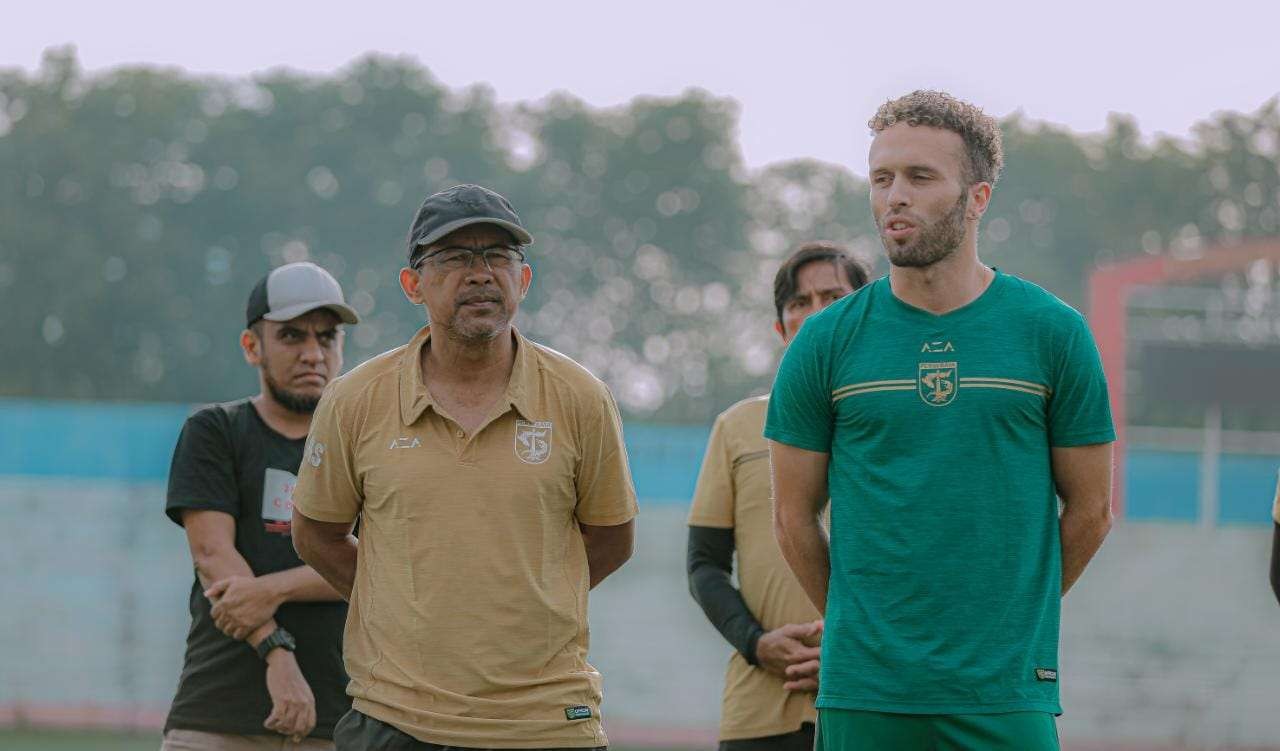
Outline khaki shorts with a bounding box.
[161,729,335,751]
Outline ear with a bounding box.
[241,328,262,367]
[519,263,533,300]
[774,319,787,343]
[966,182,992,221]
[400,266,424,304]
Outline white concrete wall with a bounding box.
[3,480,1278,748]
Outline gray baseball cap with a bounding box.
[406,184,533,265]
[245,262,360,327]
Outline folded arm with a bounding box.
[291,510,358,601]
[580,518,635,588]
[686,525,765,663]
[1055,442,1114,596]
[769,441,832,615]
[181,509,281,646]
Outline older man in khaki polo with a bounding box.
[291,184,638,750]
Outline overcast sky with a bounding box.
[5,1,1277,173]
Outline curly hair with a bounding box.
[868,90,1003,186]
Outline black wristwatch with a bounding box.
[255,627,296,660]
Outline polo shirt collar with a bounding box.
[398,325,538,427]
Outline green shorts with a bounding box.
[817,709,1059,751]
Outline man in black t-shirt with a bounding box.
[163,262,359,751]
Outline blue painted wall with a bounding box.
[1,399,1276,524]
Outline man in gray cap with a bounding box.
[162,261,359,751]
[292,185,638,750]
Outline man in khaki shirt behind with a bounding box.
[687,243,867,750]
[291,184,638,750]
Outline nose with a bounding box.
[886,175,912,210]
[460,257,497,284]
[298,334,325,364]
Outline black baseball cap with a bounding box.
[405,184,533,265]
[246,262,360,328]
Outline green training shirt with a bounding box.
[764,270,1114,715]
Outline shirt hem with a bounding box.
[815,696,1061,716]
[719,715,817,741]
[352,697,607,748]
[165,716,336,740]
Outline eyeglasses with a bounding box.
[412,245,527,273]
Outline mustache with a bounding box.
[879,210,919,228]
[455,291,504,307]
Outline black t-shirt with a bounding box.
[164,398,350,739]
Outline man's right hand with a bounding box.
[753,620,823,681]
[263,650,316,742]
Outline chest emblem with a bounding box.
[919,361,958,407]
[514,420,553,464]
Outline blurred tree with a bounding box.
[1,49,1277,423]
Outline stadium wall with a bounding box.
[1,399,1278,748]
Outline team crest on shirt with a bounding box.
[514,420,553,464]
[918,361,958,407]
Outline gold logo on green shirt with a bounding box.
[920,340,955,353]
[918,362,958,407]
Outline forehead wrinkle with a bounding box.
[870,125,966,178]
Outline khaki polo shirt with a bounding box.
[293,326,638,748]
[687,395,819,741]
[1272,469,1279,524]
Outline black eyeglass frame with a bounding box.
[410,245,528,272]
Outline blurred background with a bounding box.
[2,3,1280,749]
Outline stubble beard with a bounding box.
[262,365,321,414]
[881,192,969,269]
[445,290,510,344]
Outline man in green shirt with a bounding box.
[765,90,1116,750]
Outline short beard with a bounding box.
[263,368,320,414]
[881,191,968,269]
[445,316,507,344]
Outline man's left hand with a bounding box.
[207,576,282,640]
[783,658,819,692]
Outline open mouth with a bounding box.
[883,217,918,240]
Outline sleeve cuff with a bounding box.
[1050,428,1117,448]
[743,625,765,666]
[165,501,238,527]
[292,503,359,524]
[686,513,734,529]
[576,506,638,527]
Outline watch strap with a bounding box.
[254,627,295,660]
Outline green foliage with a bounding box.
[2,49,1277,420]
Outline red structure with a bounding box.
[1087,238,1280,517]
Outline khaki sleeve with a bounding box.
[293,386,362,523]
[686,414,735,529]
[574,385,639,527]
